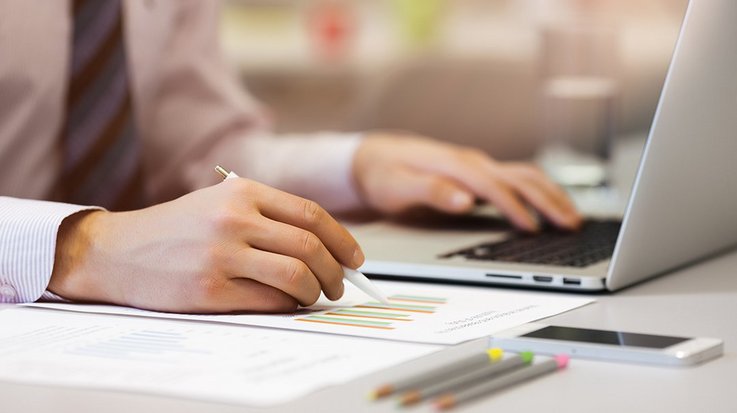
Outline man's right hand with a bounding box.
[48,178,365,313]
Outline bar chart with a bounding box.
[295,294,448,330]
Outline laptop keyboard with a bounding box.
[440,220,622,268]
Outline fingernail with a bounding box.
[558,213,576,229]
[352,247,365,268]
[450,192,473,209]
[523,217,540,232]
[568,212,584,228]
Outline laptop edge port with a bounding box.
[485,274,523,280]
[563,277,582,285]
[533,275,553,283]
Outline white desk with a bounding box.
[1,248,735,413]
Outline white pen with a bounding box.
[214,165,389,304]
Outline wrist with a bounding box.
[351,137,374,207]
[352,132,403,211]
[48,210,108,302]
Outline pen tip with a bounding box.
[214,165,229,178]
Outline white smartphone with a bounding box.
[489,323,723,367]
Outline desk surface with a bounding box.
[2,248,735,413]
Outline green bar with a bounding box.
[334,309,410,318]
[390,294,447,303]
[362,302,436,311]
[304,315,394,327]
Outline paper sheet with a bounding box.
[0,308,441,406]
[29,281,594,345]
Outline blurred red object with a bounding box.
[307,0,355,62]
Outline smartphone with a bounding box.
[489,323,723,366]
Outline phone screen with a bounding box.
[522,326,689,349]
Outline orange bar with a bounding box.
[296,318,395,330]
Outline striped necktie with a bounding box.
[57,0,145,211]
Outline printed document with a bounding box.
[29,280,594,345]
[0,308,441,406]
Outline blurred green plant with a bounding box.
[390,0,446,49]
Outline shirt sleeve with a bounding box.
[181,132,365,213]
[0,197,101,303]
[133,1,366,213]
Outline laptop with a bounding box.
[351,0,737,292]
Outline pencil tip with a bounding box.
[434,395,455,411]
[370,385,393,399]
[400,391,421,406]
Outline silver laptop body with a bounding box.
[351,0,737,292]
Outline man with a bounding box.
[0,1,580,313]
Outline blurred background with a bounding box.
[220,0,688,171]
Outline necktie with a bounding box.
[57,0,145,211]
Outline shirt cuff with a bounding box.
[184,132,366,212]
[0,197,102,303]
[267,132,365,212]
[39,290,71,302]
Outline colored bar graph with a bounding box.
[297,315,396,330]
[294,293,449,331]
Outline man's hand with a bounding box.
[353,134,582,231]
[48,179,364,313]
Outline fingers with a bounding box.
[353,135,581,231]
[431,151,580,231]
[245,217,345,301]
[368,167,475,214]
[473,177,541,231]
[209,179,355,307]
[249,182,364,269]
[225,247,324,307]
[207,278,299,314]
[405,172,476,214]
[417,151,538,230]
[502,164,582,229]
[499,176,574,230]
